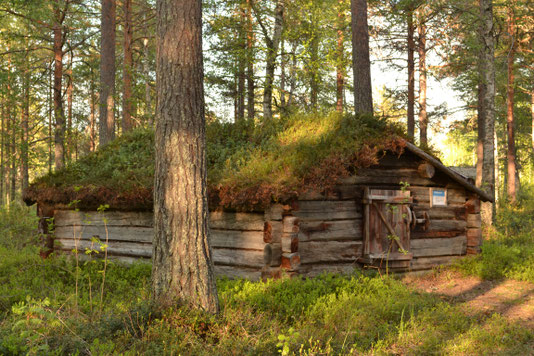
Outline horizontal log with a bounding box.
[425,219,467,232]
[281,233,298,253]
[212,248,265,268]
[334,185,364,200]
[299,241,362,264]
[410,256,462,271]
[418,162,435,178]
[467,214,481,228]
[214,265,261,281]
[299,219,362,241]
[411,235,466,257]
[210,229,265,250]
[340,174,436,187]
[292,201,362,221]
[412,230,464,239]
[299,263,358,278]
[55,225,153,243]
[466,228,482,247]
[263,243,282,266]
[54,210,153,227]
[409,186,468,205]
[413,206,466,220]
[56,238,152,258]
[209,211,264,231]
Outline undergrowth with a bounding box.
[24,111,405,211]
[454,186,534,283]
[0,204,533,355]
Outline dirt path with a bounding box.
[403,270,534,327]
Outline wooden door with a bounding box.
[360,188,413,267]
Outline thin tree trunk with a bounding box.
[99,0,116,146]
[351,0,373,115]
[0,92,4,205]
[123,0,133,132]
[53,21,65,170]
[476,81,484,187]
[22,69,30,191]
[144,33,152,126]
[153,0,219,314]
[246,0,255,120]
[506,4,517,203]
[418,12,427,146]
[531,89,534,154]
[10,105,16,201]
[479,0,496,224]
[48,61,53,173]
[66,49,73,163]
[262,0,284,120]
[288,41,297,106]
[407,8,415,139]
[336,0,345,113]
[280,39,286,108]
[310,33,319,110]
[90,75,97,152]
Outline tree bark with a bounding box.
[336,0,345,113]
[90,73,97,152]
[123,0,133,132]
[99,0,116,146]
[478,0,496,224]
[262,0,284,120]
[66,49,73,163]
[0,92,4,204]
[22,69,30,191]
[53,21,65,170]
[280,39,286,108]
[417,11,427,146]
[351,0,373,115]
[246,0,255,120]
[153,0,219,313]
[407,8,415,139]
[506,4,517,203]
[310,33,319,110]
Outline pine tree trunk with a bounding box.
[153,0,219,314]
[90,74,97,152]
[417,13,427,146]
[262,0,284,120]
[10,105,16,201]
[99,0,116,146]
[506,4,517,203]
[67,51,73,163]
[22,70,30,191]
[280,39,286,108]
[476,81,484,187]
[336,0,345,113]
[144,30,152,126]
[479,0,496,224]
[288,41,297,106]
[0,92,4,204]
[407,8,415,139]
[48,62,53,174]
[351,0,373,115]
[246,0,255,120]
[53,22,65,170]
[310,33,319,111]
[123,0,133,132]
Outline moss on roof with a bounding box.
[24,112,407,211]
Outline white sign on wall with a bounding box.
[430,188,447,207]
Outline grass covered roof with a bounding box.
[24,112,407,211]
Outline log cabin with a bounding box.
[23,126,492,280]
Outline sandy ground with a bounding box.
[403,270,534,327]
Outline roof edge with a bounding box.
[404,141,494,202]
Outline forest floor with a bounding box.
[404,270,534,328]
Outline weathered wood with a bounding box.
[413,219,467,232]
[413,206,466,220]
[292,201,362,221]
[263,243,282,266]
[299,241,362,264]
[404,142,493,202]
[209,211,264,231]
[210,229,265,250]
[340,169,436,187]
[335,185,364,200]
[299,219,362,241]
[466,228,482,247]
[264,204,288,221]
[261,266,282,280]
[281,233,298,253]
[466,214,481,228]
[410,255,462,271]
[411,235,466,257]
[55,225,153,243]
[211,248,265,268]
[54,210,153,227]
[214,265,261,281]
[283,216,300,233]
[412,230,464,239]
[56,238,152,257]
[409,187,468,206]
[465,197,481,214]
[299,263,357,278]
[417,162,435,178]
[263,221,282,243]
[281,252,300,270]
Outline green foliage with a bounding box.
[26,111,405,211]
[0,202,39,249]
[454,186,534,282]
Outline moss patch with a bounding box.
[24,112,406,211]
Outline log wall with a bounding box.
[49,152,484,279]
